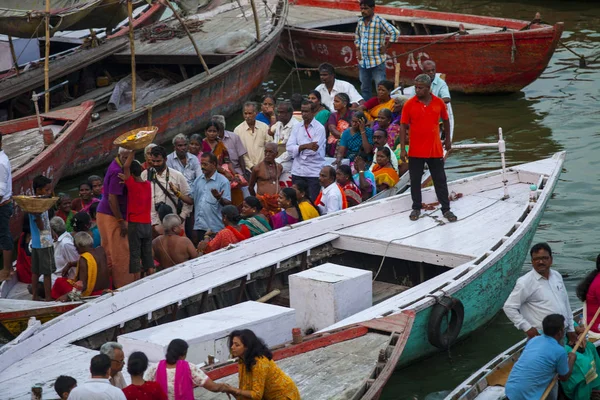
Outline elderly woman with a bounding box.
[142,143,157,170]
[326,93,354,157]
[336,165,362,207]
[372,147,400,192]
[361,80,395,122]
[308,90,331,126]
[123,352,167,400]
[240,196,272,237]
[372,108,401,149]
[197,205,251,254]
[271,188,303,229]
[391,94,408,124]
[223,329,300,400]
[334,111,373,164]
[145,339,227,400]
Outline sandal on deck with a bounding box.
[409,209,421,221]
[443,211,458,222]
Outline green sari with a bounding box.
[315,108,331,126]
[240,215,272,237]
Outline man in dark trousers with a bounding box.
[399,74,456,222]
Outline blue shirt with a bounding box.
[256,112,271,126]
[29,212,53,249]
[190,171,231,232]
[505,335,569,400]
[166,152,202,187]
[431,74,450,100]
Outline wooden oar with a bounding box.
[540,306,600,400]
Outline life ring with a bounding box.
[427,296,464,350]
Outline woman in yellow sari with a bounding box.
[223,329,300,400]
[372,146,400,192]
[361,80,395,122]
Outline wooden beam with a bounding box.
[44,0,50,112]
[237,277,247,303]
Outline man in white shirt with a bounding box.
[316,166,345,214]
[315,63,364,110]
[286,101,326,202]
[422,60,450,103]
[50,217,78,282]
[141,146,192,236]
[503,242,577,345]
[234,102,272,174]
[67,354,126,400]
[0,133,13,282]
[99,342,127,389]
[272,101,300,183]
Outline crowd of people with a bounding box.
[503,243,600,399]
[53,329,299,400]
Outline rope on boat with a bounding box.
[558,40,588,68]
[510,31,517,63]
[140,20,205,42]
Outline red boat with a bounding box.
[278,0,564,93]
[0,101,94,239]
[202,311,415,400]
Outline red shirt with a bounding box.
[400,94,448,158]
[124,176,152,224]
[123,381,167,400]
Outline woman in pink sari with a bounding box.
[144,339,227,400]
[271,188,303,229]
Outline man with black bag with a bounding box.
[140,146,192,237]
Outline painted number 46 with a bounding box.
[406,52,430,71]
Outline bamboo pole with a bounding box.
[44,0,50,112]
[394,63,400,88]
[127,0,136,111]
[164,0,211,75]
[8,36,20,76]
[249,0,261,42]
[540,306,600,400]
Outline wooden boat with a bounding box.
[0,100,94,239]
[278,0,564,93]
[0,151,565,398]
[58,0,288,176]
[0,0,103,38]
[0,299,82,339]
[0,0,166,106]
[201,311,415,399]
[445,309,585,400]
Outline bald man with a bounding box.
[316,166,346,214]
[422,60,450,103]
[248,143,282,197]
[152,214,197,269]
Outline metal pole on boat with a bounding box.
[127,0,137,111]
[8,36,20,76]
[44,0,51,112]
[164,0,211,75]
[249,0,261,42]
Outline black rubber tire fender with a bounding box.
[427,296,465,350]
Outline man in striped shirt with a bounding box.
[354,0,399,100]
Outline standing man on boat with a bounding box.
[97,147,133,288]
[422,60,451,103]
[0,132,13,282]
[505,313,577,400]
[234,102,273,179]
[315,63,364,111]
[399,74,455,222]
[287,100,327,202]
[354,0,400,100]
[503,242,578,344]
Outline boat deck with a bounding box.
[3,125,63,172]
[202,332,390,399]
[114,0,279,64]
[287,4,506,32]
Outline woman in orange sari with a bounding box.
[361,80,395,122]
[372,146,400,192]
[197,205,251,255]
[202,121,245,206]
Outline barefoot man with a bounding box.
[152,214,198,269]
[248,143,282,218]
[51,232,110,301]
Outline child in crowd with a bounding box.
[120,152,154,278]
[88,174,103,200]
[55,193,75,232]
[54,375,77,400]
[30,175,56,301]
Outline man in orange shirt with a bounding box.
[399,74,456,222]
